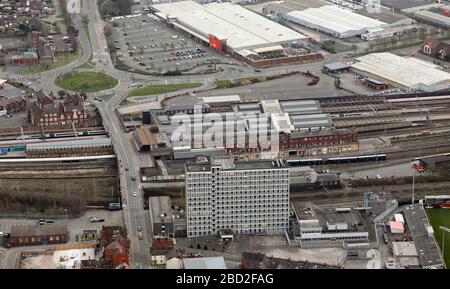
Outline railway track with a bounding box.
[290,182,450,203]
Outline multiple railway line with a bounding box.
[291,181,450,204]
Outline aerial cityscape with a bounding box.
[0,0,450,274]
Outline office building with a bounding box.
[185,158,289,237]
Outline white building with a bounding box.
[151,1,306,52]
[185,158,290,237]
[286,5,386,39]
[351,52,450,92]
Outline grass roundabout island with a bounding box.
[55,71,118,93]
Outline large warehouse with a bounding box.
[351,52,450,92]
[150,1,316,66]
[286,5,386,38]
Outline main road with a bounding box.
[0,0,350,269]
[81,0,152,269]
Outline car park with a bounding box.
[112,14,230,74]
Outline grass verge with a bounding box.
[426,208,450,268]
[55,71,118,93]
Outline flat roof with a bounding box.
[323,62,350,71]
[381,0,433,10]
[149,196,172,223]
[286,5,385,35]
[252,45,284,54]
[351,52,450,88]
[403,204,443,268]
[152,1,305,50]
[201,95,241,104]
[186,159,288,173]
[393,242,418,257]
[183,256,227,269]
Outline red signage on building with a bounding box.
[209,35,224,53]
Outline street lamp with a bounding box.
[412,169,416,204]
[439,226,450,265]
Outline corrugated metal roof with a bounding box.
[26,138,111,151]
[323,62,350,71]
[290,113,332,128]
[280,100,320,114]
[351,52,450,88]
[287,5,385,35]
[152,1,305,50]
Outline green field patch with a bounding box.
[55,71,118,93]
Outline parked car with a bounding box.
[137,226,142,232]
[138,232,143,240]
[89,217,105,223]
[38,219,45,225]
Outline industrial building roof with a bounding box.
[351,52,450,88]
[393,242,418,257]
[403,204,443,268]
[286,5,385,35]
[149,196,173,224]
[381,0,434,10]
[261,99,283,114]
[151,1,305,50]
[289,113,332,129]
[183,256,227,269]
[323,62,350,71]
[26,138,111,151]
[413,10,450,28]
[279,99,320,114]
[355,7,412,24]
[201,95,241,104]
